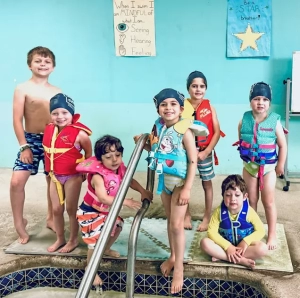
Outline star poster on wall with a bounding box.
[227,0,272,57]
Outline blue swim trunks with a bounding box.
[13,132,46,175]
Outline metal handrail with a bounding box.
[75,133,150,298]
[126,167,155,298]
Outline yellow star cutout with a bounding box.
[233,24,264,51]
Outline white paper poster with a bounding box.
[113,0,156,57]
[292,51,300,112]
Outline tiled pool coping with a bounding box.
[0,266,267,298]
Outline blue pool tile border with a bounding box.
[0,267,267,298]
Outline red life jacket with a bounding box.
[43,114,92,175]
[191,99,225,165]
[194,99,214,148]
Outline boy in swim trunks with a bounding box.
[236,82,287,250]
[76,135,153,286]
[10,46,62,244]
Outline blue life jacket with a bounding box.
[148,117,208,194]
[218,199,254,246]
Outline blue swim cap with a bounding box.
[186,71,207,90]
[153,88,185,109]
[249,82,272,102]
[50,93,75,115]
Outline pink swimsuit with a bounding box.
[54,144,82,184]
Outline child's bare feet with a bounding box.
[239,257,256,269]
[160,257,175,277]
[170,266,184,294]
[212,257,220,262]
[184,214,192,230]
[197,217,209,232]
[17,218,29,244]
[58,240,78,253]
[93,273,103,287]
[267,236,277,250]
[104,249,120,258]
[47,239,66,252]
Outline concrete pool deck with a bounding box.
[1,168,300,297]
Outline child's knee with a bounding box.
[257,242,268,257]
[10,172,29,190]
[200,237,210,250]
[52,206,64,216]
[10,178,22,191]
[170,222,182,235]
[65,204,77,216]
[261,198,275,209]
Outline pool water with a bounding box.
[0,267,267,298]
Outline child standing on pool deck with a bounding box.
[10,46,61,244]
[184,71,224,232]
[43,93,92,253]
[134,88,209,294]
[235,82,287,250]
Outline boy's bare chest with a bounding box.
[25,86,59,108]
[27,87,57,101]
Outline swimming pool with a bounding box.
[0,266,267,297]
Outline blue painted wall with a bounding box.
[1,0,299,173]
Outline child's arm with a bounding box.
[13,85,33,164]
[92,174,141,210]
[178,128,197,205]
[130,178,153,202]
[239,206,265,254]
[77,130,93,159]
[13,86,26,145]
[275,120,287,176]
[207,207,232,251]
[203,105,221,155]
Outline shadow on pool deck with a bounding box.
[1,169,300,297]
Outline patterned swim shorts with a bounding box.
[77,202,124,249]
[13,132,46,175]
[197,152,215,181]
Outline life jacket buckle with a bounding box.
[156,163,163,175]
[250,151,258,157]
[149,151,155,158]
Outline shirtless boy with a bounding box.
[10,46,61,243]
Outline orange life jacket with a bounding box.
[43,115,92,175]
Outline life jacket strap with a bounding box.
[49,172,65,205]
